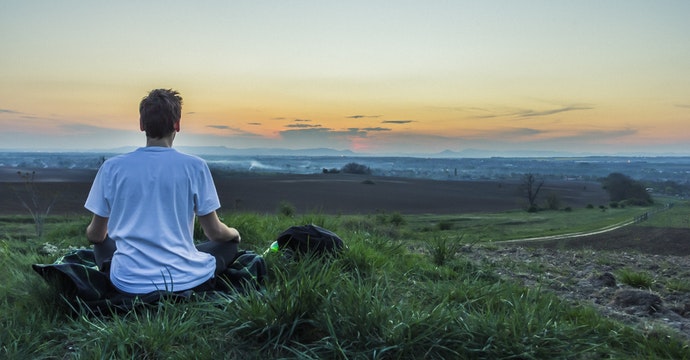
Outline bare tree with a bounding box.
[13,171,59,238]
[522,173,544,211]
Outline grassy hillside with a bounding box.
[1,203,689,359]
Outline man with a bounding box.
[85,88,241,295]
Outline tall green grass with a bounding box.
[1,204,689,358]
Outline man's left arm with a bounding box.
[86,214,109,244]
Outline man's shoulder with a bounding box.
[172,149,207,164]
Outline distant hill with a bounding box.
[95,146,359,157]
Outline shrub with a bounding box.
[600,172,653,205]
[389,212,405,226]
[278,201,296,217]
[545,192,561,210]
[437,220,453,231]
[617,268,653,289]
[426,234,463,266]
[666,278,690,292]
[341,162,372,175]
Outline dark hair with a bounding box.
[139,89,183,139]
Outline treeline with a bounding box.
[322,162,372,175]
[601,172,653,206]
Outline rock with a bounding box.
[594,272,617,287]
[611,289,663,314]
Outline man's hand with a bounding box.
[198,211,241,243]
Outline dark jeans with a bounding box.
[93,236,239,276]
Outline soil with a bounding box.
[3,167,690,342]
[475,226,690,342]
[0,169,608,216]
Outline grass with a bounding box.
[616,268,655,289]
[406,202,668,243]
[2,202,690,358]
[644,197,690,228]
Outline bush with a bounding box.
[601,173,653,205]
[437,220,453,230]
[389,212,405,226]
[617,268,653,289]
[545,192,561,210]
[278,201,296,217]
[426,234,463,266]
[341,162,372,175]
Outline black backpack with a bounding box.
[275,224,345,257]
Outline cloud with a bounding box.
[248,122,262,126]
[286,123,322,129]
[499,127,546,137]
[278,127,370,148]
[517,105,593,118]
[293,118,312,122]
[466,104,594,119]
[346,114,381,119]
[205,124,262,137]
[0,109,21,114]
[675,104,690,109]
[360,127,391,132]
[382,120,415,124]
[571,128,637,140]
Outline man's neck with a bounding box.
[146,134,175,148]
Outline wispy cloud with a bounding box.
[360,127,391,132]
[467,104,593,119]
[675,104,690,109]
[293,118,312,122]
[517,105,593,118]
[571,128,637,140]
[382,120,415,124]
[248,122,262,126]
[501,127,547,137]
[206,124,262,137]
[286,123,322,129]
[346,114,381,119]
[0,109,21,114]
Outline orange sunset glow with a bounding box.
[1,1,688,156]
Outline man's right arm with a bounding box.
[198,211,241,243]
[86,214,108,244]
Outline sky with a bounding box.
[1,1,689,156]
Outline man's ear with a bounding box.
[140,119,145,132]
[174,121,180,132]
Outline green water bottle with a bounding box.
[263,241,280,256]
[269,241,280,253]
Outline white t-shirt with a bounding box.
[85,147,220,294]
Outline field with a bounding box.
[2,169,690,358]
